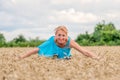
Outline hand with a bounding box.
[92,56,100,61]
[15,55,22,60]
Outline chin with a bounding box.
[58,41,66,44]
[58,42,64,44]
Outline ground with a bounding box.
[0,46,120,80]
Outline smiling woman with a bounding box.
[18,25,99,60]
[54,26,68,48]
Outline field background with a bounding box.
[0,46,120,80]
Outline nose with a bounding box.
[59,36,64,40]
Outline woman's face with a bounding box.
[55,30,68,45]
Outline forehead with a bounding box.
[56,30,66,34]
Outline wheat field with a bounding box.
[0,46,120,80]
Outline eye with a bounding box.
[62,34,65,37]
[58,34,61,36]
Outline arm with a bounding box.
[17,48,39,60]
[70,39,99,60]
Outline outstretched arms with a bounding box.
[17,48,39,60]
[70,39,99,60]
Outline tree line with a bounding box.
[76,20,120,46]
[0,34,45,47]
[0,21,120,47]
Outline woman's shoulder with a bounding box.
[67,36,71,43]
[48,36,55,41]
[38,36,55,48]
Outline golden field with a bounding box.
[0,46,120,80]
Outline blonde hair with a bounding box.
[54,25,68,35]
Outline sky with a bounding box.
[0,0,120,41]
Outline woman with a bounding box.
[18,26,99,60]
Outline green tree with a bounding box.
[94,20,105,32]
[76,20,120,46]
[92,21,118,45]
[13,34,26,43]
[0,33,6,47]
[28,37,45,47]
[76,31,90,46]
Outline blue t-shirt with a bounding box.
[37,36,71,59]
